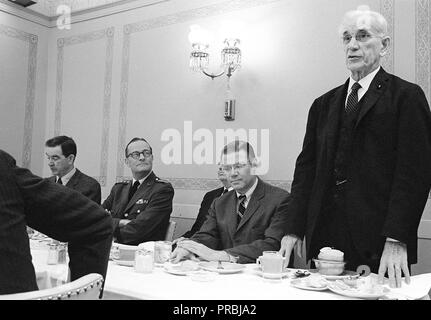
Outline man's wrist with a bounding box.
[221,251,238,263]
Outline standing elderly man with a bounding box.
[280,7,431,288]
[171,141,291,264]
[103,137,174,245]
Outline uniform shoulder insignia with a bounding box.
[155,177,170,183]
[115,180,131,185]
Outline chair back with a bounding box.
[0,273,104,300]
[165,220,176,241]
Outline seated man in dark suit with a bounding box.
[179,165,232,239]
[103,137,174,245]
[0,150,113,295]
[171,141,291,264]
[45,135,101,204]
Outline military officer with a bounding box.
[103,137,174,245]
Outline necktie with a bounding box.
[57,177,63,185]
[237,195,246,224]
[128,181,140,201]
[345,82,362,114]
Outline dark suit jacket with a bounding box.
[191,179,291,263]
[0,150,113,295]
[102,172,174,245]
[48,169,101,204]
[284,68,431,264]
[182,187,225,238]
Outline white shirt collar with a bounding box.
[235,177,258,207]
[132,171,152,186]
[57,167,76,186]
[347,66,381,103]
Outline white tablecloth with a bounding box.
[103,261,431,300]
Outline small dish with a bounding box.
[252,266,290,279]
[327,282,389,299]
[313,258,346,276]
[290,278,329,291]
[199,261,245,274]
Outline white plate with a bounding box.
[327,283,389,299]
[290,278,329,291]
[252,266,291,279]
[320,270,359,280]
[112,259,134,267]
[199,262,245,274]
[163,264,190,276]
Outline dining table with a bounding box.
[102,259,431,300]
[29,237,431,300]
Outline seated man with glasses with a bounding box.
[171,140,292,264]
[103,137,174,245]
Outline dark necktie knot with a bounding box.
[129,180,140,201]
[57,177,63,185]
[351,82,361,92]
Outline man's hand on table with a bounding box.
[378,239,410,288]
[176,240,230,262]
[279,234,303,268]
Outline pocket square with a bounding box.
[136,199,148,204]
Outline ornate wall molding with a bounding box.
[116,0,282,179]
[115,176,292,192]
[416,0,430,104]
[380,0,394,73]
[0,24,38,168]
[55,27,114,186]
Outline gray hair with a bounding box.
[338,5,388,37]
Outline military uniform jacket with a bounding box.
[102,172,174,245]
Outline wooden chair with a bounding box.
[0,273,104,300]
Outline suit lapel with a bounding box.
[236,179,264,231]
[124,172,156,212]
[66,169,80,188]
[325,81,348,167]
[355,68,390,128]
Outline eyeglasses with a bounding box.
[220,163,249,172]
[46,155,63,162]
[342,30,376,45]
[127,150,152,160]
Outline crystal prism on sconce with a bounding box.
[188,24,241,79]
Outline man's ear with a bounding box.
[380,36,390,57]
[124,157,130,168]
[67,154,75,164]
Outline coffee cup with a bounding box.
[256,251,286,281]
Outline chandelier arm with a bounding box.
[202,69,225,80]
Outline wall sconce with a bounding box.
[188,24,241,121]
[188,24,241,79]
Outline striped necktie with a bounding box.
[345,82,362,114]
[237,195,246,224]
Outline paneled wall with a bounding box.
[1,0,430,274]
[0,11,48,173]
